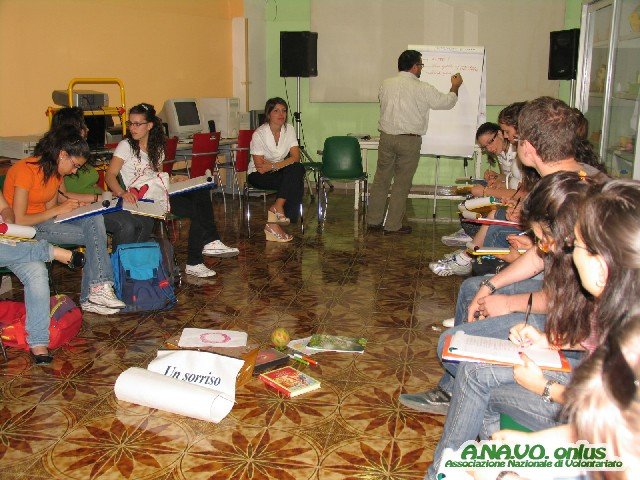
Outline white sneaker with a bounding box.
[186,263,217,278]
[81,302,120,315]
[429,252,472,277]
[87,284,126,309]
[202,240,240,258]
[442,318,455,328]
[441,228,472,247]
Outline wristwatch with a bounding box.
[541,380,556,403]
[479,279,497,294]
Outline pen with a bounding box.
[294,353,318,365]
[58,189,70,200]
[288,354,309,366]
[518,293,534,350]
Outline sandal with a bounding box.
[264,224,293,243]
[267,207,290,225]
[67,250,85,270]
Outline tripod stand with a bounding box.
[291,76,331,201]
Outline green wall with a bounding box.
[264,0,583,185]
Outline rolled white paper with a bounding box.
[464,196,498,210]
[114,367,234,423]
[0,222,37,238]
[459,207,481,219]
[178,328,248,348]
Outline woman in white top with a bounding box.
[105,103,238,279]
[248,97,305,242]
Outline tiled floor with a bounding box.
[0,192,465,479]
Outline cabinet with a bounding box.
[575,0,640,179]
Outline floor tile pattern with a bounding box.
[0,193,464,479]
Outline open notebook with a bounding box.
[442,331,571,372]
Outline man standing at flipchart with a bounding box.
[367,49,462,234]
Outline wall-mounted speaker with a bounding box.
[548,29,580,80]
[280,31,318,78]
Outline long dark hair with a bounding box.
[126,103,166,170]
[32,125,90,183]
[573,107,607,173]
[575,179,640,337]
[497,101,526,128]
[520,171,605,347]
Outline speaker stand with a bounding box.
[292,76,329,200]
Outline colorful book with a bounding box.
[259,366,320,397]
[306,334,367,353]
[442,331,571,372]
[468,248,527,256]
[252,348,290,375]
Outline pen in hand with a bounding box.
[58,189,70,200]
[518,293,534,350]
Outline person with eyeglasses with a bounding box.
[105,103,239,279]
[412,172,614,480]
[51,107,155,251]
[2,126,125,316]
[487,179,640,480]
[366,49,462,235]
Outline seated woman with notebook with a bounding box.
[52,107,153,249]
[421,175,640,480]
[2,126,124,316]
[0,190,84,364]
[248,97,305,243]
[104,103,238,279]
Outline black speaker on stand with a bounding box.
[280,31,319,199]
[548,29,580,80]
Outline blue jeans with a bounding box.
[0,241,53,347]
[483,208,521,248]
[438,275,545,394]
[426,356,583,480]
[35,215,113,303]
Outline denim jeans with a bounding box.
[0,241,53,347]
[103,210,154,250]
[35,215,113,303]
[437,275,545,394]
[483,208,521,248]
[426,356,583,480]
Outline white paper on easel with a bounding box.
[178,328,248,348]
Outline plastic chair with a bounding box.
[188,132,225,211]
[216,129,253,199]
[317,136,367,224]
[162,136,179,174]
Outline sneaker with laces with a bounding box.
[202,240,240,258]
[186,263,217,278]
[441,228,472,247]
[429,252,472,277]
[81,302,120,315]
[399,387,451,415]
[87,284,126,309]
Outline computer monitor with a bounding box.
[159,99,205,140]
[249,109,266,129]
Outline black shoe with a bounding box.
[67,251,85,270]
[383,225,412,235]
[31,352,54,365]
[367,223,383,231]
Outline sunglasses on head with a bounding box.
[602,333,639,409]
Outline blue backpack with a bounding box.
[111,242,177,312]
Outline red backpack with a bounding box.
[0,294,83,350]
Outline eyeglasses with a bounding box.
[562,237,591,254]
[415,63,424,67]
[125,121,149,128]
[68,157,84,170]
[603,333,639,409]
[478,132,498,152]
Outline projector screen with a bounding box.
[310,0,565,105]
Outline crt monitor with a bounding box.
[249,109,266,129]
[159,99,204,140]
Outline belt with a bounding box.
[398,133,421,137]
